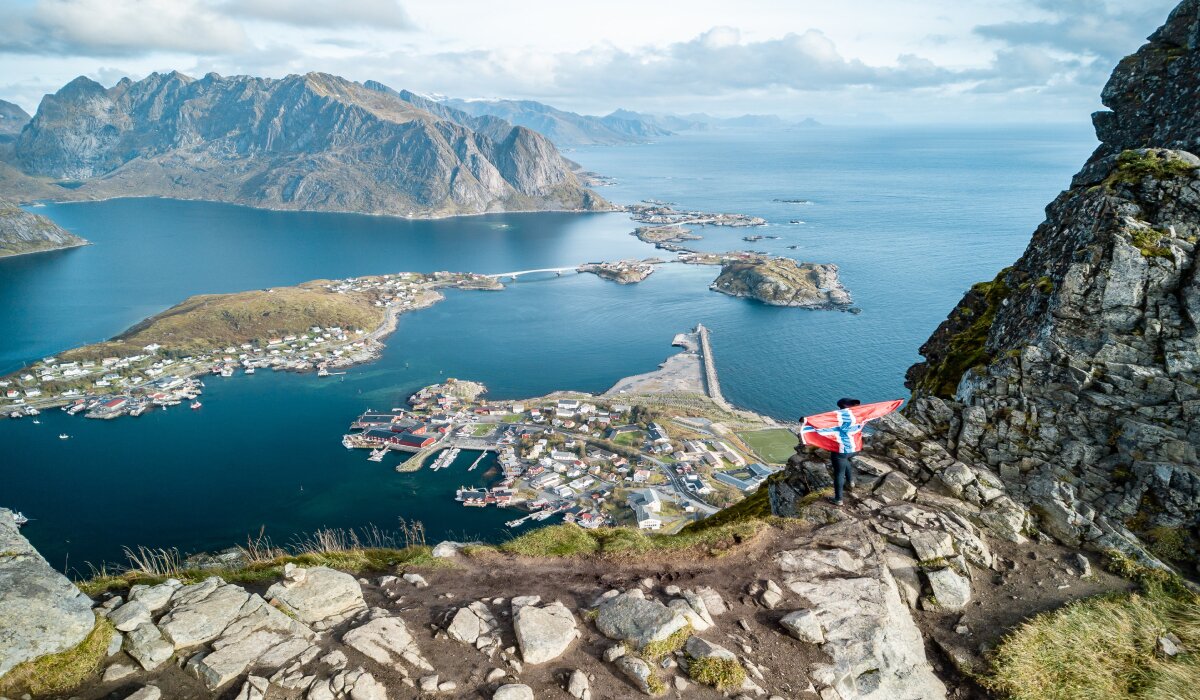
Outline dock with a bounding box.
[468,451,487,471]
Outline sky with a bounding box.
[0,0,1183,123]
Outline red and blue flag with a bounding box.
[799,399,904,454]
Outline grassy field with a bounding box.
[737,428,797,464]
[613,430,645,447]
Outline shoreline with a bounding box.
[0,239,91,260]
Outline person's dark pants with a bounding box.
[831,452,857,502]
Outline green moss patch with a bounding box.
[641,625,693,662]
[1107,150,1198,188]
[500,518,767,559]
[916,267,1012,398]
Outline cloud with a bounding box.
[974,0,1179,65]
[0,0,247,56]
[224,0,412,30]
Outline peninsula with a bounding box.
[0,199,87,257]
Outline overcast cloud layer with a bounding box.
[0,0,1182,123]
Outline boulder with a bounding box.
[615,656,663,696]
[265,567,366,629]
[568,668,591,700]
[233,675,270,700]
[924,568,971,611]
[875,471,917,502]
[402,573,428,588]
[513,600,579,664]
[124,622,174,671]
[102,662,138,682]
[595,591,688,649]
[109,600,152,632]
[494,684,535,700]
[158,578,252,649]
[188,595,317,690]
[684,636,737,661]
[432,541,477,558]
[343,610,433,672]
[0,508,97,678]
[694,586,728,616]
[446,601,498,645]
[779,610,824,644]
[909,531,955,562]
[759,579,784,609]
[125,686,162,700]
[128,581,180,613]
[668,598,711,632]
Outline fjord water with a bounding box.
[1,125,1096,572]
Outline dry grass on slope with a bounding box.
[63,283,384,360]
[986,567,1200,700]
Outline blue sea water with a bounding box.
[0,125,1097,572]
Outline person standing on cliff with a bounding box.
[799,397,904,506]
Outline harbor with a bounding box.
[336,328,786,534]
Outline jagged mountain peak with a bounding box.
[7,71,609,217]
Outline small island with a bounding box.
[710,256,854,310]
[578,259,658,284]
[0,199,88,257]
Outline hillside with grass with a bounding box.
[59,282,385,360]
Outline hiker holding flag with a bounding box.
[799,397,904,506]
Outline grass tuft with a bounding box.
[641,625,692,662]
[0,615,113,696]
[985,587,1200,700]
[689,656,747,690]
[500,518,767,559]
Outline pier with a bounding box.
[696,323,730,410]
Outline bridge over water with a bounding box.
[484,266,580,280]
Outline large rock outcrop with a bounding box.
[899,0,1200,567]
[0,198,87,257]
[0,508,96,678]
[7,71,610,218]
[0,99,30,138]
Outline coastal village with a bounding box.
[338,321,791,536]
[0,271,500,422]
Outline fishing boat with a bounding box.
[190,401,202,410]
[245,367,255,375]
[367,448,386,462]
[31,419,40,424]
[12,512,28,527]
[341,434,357,449]
[58,433,70,439]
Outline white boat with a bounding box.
[341,435,357,449]
[245,367,255,375]
[58,433,70,439]
[31,419,40,424]
[190,401,202,410]
[12,512,28,526]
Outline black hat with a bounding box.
[836,398,861,409]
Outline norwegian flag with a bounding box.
[799,400,904,454]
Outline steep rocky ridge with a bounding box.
[895,0,1200,570]
[4,72,609,218]
[0,99,30,138]
[0,198,87,257]
[441,98,673,147]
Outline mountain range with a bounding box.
[0,72,610,218]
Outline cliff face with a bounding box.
[0,199,87,257]
[903,0,1200,565]
[8,72,609,218]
